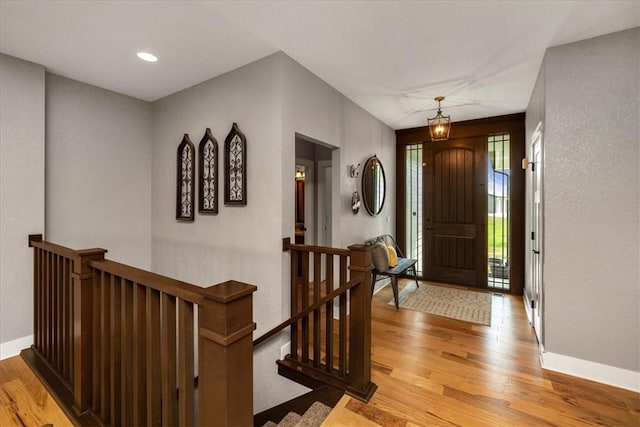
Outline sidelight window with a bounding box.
[405,144,423,275]
[488,134,510,290]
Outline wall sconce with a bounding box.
[522,158,537,170]
[295,165,305,180]
[349,163,360,178]
[351,191,361,214]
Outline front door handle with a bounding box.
[533,250,540,254]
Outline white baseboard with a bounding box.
[280,341,291,359]
[0,335,33,360]
[522,293,533,324]
[541,350,640,392]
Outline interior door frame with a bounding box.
[530,122,544,343]
[396,113,525,294]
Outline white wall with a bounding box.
[530,28,639,375]
[45,73,152,269]
[0,54,45,354]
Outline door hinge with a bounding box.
[531,231,535,240]
[531,299,535,309]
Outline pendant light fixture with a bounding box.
[428,96,451,141]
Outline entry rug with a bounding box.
[389,283,492,326]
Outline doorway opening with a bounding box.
[487,134,511,290]
[294,134,335,283]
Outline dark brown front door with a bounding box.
[424,138,486,287]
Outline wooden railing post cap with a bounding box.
[28,234,43,247]
[347,243,372,252]
[203,280,257,303]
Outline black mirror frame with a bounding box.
[361,155,386,216]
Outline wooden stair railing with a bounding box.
[26,234,257,426]
[253,238,376,402]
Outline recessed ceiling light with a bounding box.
[136,52,158,62]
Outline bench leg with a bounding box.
[371,271,377,299]
[392,277,399,310]
[412,265,419,288]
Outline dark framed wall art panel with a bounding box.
[198,128,219,214]
[176,133,196,221]
[224,122,247,206]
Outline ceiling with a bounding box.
[1,1,638,130]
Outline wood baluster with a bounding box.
[109,275,122,424]
[325,254,334,372]
[99,271,111,423]
[146,288,162,426]
[290,249,299,360]
[313,252,321,368]
[66,257,73,385]
[120,279,134,425]
[91,268,101,414]
[347,244,376,401]
[44,250,50,362]
[61,256,69,382]
[57,254,63,374]
[178,300,194,426]
[52,254,59,372]
[338,255,347,377]
[132,282,147,426]
[161,293,177,427]
[199,280,257,427]
[34,246,42,353]
[301,251,310,363]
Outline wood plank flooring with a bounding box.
[1,279,638,426]
[0,355,73,427]
[323,279,640,427]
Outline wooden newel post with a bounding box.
[346,244,378,401]
[199,280,257,426]
[72,247,107,414]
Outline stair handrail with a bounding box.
[275,237,377,402]
[27,234,257,426]
[253,276,361,347]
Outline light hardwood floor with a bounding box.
[324,279,640,427]
[0,355,73,427]
[1,279,638,426]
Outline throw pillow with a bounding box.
[372,241,390,272]
[386,243,398,267]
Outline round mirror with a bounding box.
[361,156,386,216]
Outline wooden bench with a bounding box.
[366,235,419,309]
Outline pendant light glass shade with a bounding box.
[428,96,451,141]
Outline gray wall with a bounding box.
[0,54,45,349]
[45,74,152,269]
[151,52,395,412]
[150,54,298,412]
[530,28,639,372]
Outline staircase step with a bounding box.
[253,384,343,426]
[278,412,302,427]
[298,401,331,427]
